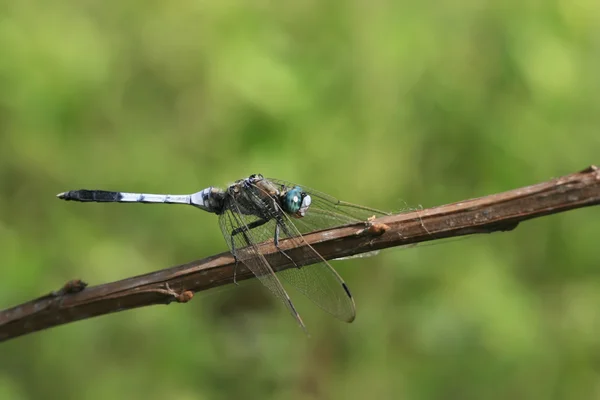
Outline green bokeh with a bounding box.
[1,1,599,399]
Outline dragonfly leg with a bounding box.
[229,237,240,285]
[230,218,270,284]
[230,233,250,286]
[231,218,270,239]
[274,223,300,269]
[232,257,240,286]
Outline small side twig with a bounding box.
[0,166,598,343]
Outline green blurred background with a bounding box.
[1,0,599,399]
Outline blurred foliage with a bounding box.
[0,0,599,399]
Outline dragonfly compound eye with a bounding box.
[284,186,310,217]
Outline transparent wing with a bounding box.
[247,181,359,323]
[267,178,391,234]
[218,203,306,331]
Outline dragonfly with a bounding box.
[57,174,390,331]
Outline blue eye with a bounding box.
[282,186,311,217]
[283,186,303,214]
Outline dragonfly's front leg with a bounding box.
[230,218,270,284]
[274,222,300,269]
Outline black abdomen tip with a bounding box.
[56,190,122,202]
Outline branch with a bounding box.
[1,166,599,342]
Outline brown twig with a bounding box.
[1,166,599,342]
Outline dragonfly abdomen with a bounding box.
[57,187,226,214]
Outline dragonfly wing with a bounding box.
[218,207,306,331]
[279,261,356,322]
[246,181,358,322]
[273,211,357,322]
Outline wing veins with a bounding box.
[218,197,306,330]
[247,181,356,322]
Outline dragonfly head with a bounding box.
[282,186,311,218]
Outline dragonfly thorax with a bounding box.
[223,175,311,219]
[223,176,278,218]
[247,175,312,218]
